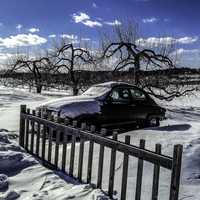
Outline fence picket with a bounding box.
[169,145,183,200]
[152,144,161,200]
[48,128,53,163]
[54,130,61,169]
[69,121,77,177]
[121,135,130,200]
[36,111,41,156]
[87,125,95,183]
[41,114,47,161]
[97,128,106,188]
[19,105,26,147]
[108,132,118,198]
[78,123,86,182]
[25,108,30,151]
[30,110,36,153]
[135,139,145,200]
[62,131,68,172]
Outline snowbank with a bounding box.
[0,130,109,200]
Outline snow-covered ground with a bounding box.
[0,86,109,200]
[0,85,200,199]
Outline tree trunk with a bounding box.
[72,85,78,96]
[36,85,42,93]
[134,56,140,86]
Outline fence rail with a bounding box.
[19,105,183,200]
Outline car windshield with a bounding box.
[82,86,110,97]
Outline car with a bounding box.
[38,81,166,131]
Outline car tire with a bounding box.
[146,116,160,127]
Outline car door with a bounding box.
[129,87,150,121]
[100,87,133,125]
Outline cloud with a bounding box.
[82,20,102,27]
[72,12,102,28]
[0,34,47,48]
[92,2,97,8]
[72,12,90,23]
[104,20,122,26]
[16,24,23,31]
[29,28,40,33]
[136,36,198,47]
[60,34,78,40]
[177,36,198,44]
[142,17,157,23]
[60,34,79,43]
[48,34,56,38]
[0,23,3,27]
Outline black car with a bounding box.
[39,82,166,130]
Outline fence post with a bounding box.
[78,123,86,182]
[97,128,106,188]
[87,125,95,183]
[19,105,26,147]
[108,131,118,198]
[69,121,77,177]
[121,135,130,200]
[135,139,145,200]
[169,145,183,200]
[152,144,162,200]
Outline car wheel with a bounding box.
[146,116,160,127]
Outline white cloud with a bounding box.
[16,24,23,31]
[48,34,56,38]
[104,20,122,26]
[60,34,79,43]
[72,12,90,23]
[177,36,198,44]
[72,12,102,28]
[29,28,40,33]
[82,20,102,28]
[92,2,97,8]
[136,36,198,47]
[60,34,78,40]
[0,34,47,48]
[142,17,157,23]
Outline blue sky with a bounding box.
[0,0,200,67]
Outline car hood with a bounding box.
[40,95,102,118]
[41,95,97,109]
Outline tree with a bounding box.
[7,55,52,93]
[100,22,197,101]
[50,40,94,95]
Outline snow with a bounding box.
[0,86,109,200]
[0,85,200,199]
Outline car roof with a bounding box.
[94,81,135,88]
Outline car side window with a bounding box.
[109,88,131,104]
[130,88,147,101]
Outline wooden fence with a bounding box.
[19,105,183,200]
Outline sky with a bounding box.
[0,0,200,68]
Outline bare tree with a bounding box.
[7,54,52,93]
[50,40,94,95]
[100,22,197,101]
